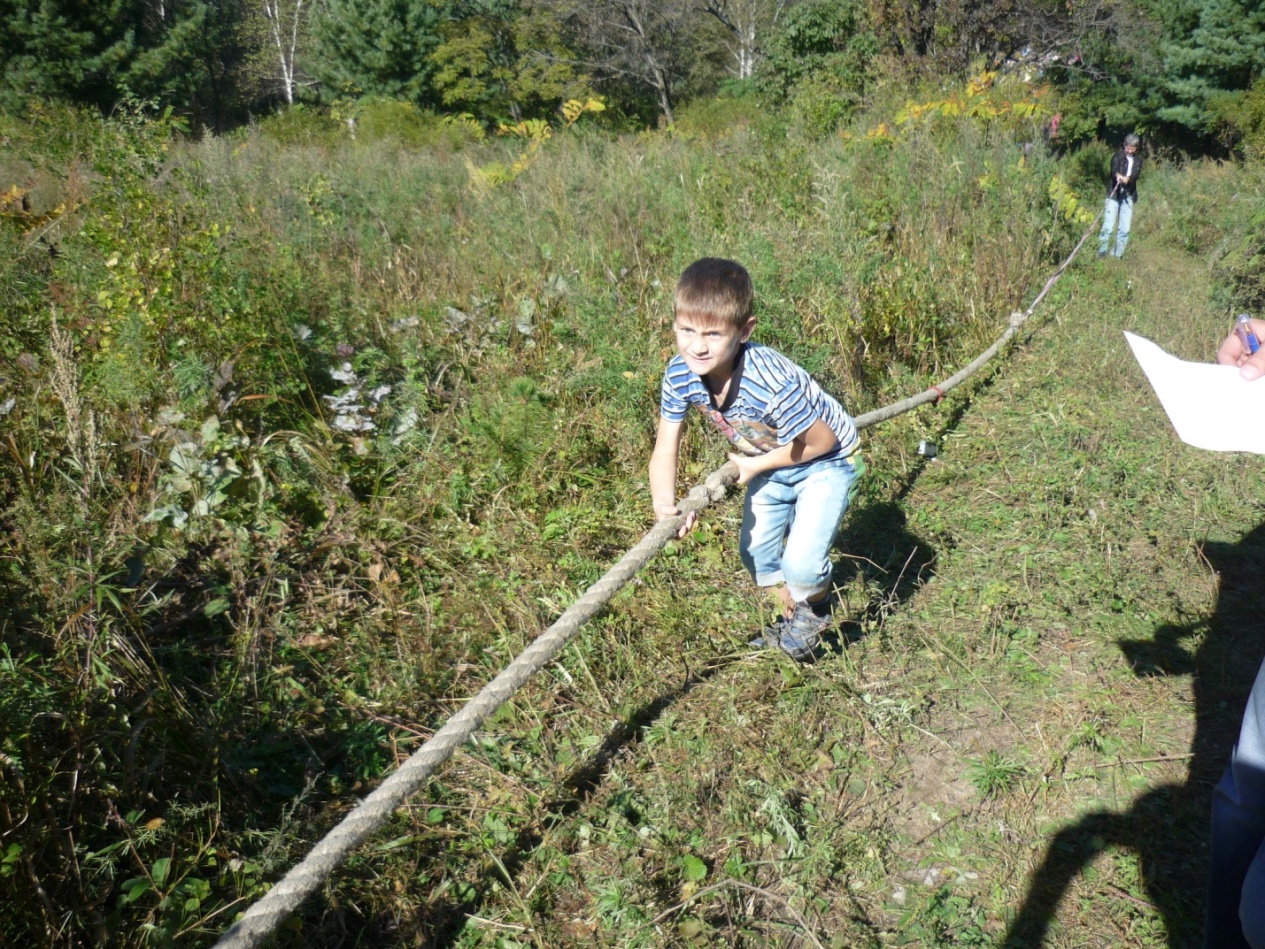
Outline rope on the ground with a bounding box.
[212,202,1106,949]
[854,207,1101,429]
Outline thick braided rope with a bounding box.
[213,204,1105,949]
[213,469,735,948]
[854,205,1102,428]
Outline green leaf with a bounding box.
[182,877,211,902]
[121,877,152,904]
[0,842,21,877]
[376,835,417,851]
[200,416,221,444]
[151,856,171,886]
[203,597,231,617]
[681,855,707,882]
[169,444,201,479]
[678,918,705,939]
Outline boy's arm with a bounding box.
[649,417,697,537]
[728,418,839,485]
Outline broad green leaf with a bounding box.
[681,855,707,882]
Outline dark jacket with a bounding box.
[1106,149,1141,201]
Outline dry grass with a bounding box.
[412,163,1263,948]
[2,101,1262,948]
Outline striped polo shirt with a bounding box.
[660,343,859,461]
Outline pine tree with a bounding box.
[0,0,248,126]
[1156,0,1265,130]
[128,0,251,127]
[309,0,446,102]
[0,0,142,109]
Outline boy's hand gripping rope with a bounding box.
[212,199,1108,949]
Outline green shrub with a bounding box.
[351,98,484,149]
[672,94,764,138]
[787,66,866,136]
[254,103,346,147]
[1210,77,1265,160]
[1216,200,1265,312]
[1064,139,1112,196]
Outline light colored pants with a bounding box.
[1099,195,1134,257]
[1208,657,1265,948]
[739,453,863,602]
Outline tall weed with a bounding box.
[0,92,1108,945]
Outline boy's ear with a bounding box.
[739,317,756,342]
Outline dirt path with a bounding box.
[833,225,1257,946]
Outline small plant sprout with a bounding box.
[755,787,804,858]
[143,415,251,529]
[966,750,1026,799]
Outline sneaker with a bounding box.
[749,615,787,651]
[751,602,830,662]
[782,601,830,660]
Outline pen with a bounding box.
[1236,313,1259,355]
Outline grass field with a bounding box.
[387,165,1264,948]
[2,100,1263,947]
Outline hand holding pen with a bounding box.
[1216,313,1265,379]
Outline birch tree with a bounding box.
[249,0,311,104]
[700,0,795,79]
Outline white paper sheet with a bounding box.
[1124,331,1265,455]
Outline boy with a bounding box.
[648,258,864,661]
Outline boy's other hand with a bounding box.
[655,503,697,538]
[1217,318,1265,380]
[728,452,764,486]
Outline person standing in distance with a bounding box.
[1098,134,1142,259]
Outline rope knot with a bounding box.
[1008,310,1025,328]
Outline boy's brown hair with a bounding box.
[673,258,753,329]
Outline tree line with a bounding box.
[1,0,1262,150]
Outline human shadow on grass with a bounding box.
[820,386,984,652]
[825,499,938,652]
[1000,522,1265,948]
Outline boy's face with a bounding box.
[673,312,755,381]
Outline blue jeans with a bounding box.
[1208,657,1265,948]
[739,453,863,602]
[1099,196,1134,257]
